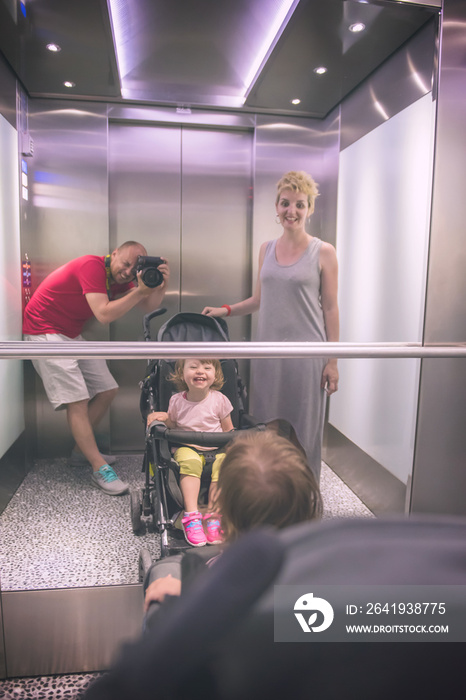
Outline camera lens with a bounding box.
[141,267,164,288]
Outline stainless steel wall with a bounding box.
[108,121,253,450]
[22,104,331,455]
[410,0,466,515]
[23,101,109,456]
[2,585,144,676]
[0,50,16,128]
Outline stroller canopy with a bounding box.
[157,312,230,343]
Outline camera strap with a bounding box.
[104,255,112,300]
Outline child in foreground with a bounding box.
[147,358,234,547]
[143,428,322,611]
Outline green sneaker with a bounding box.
[91,465,128,496]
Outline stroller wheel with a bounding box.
[138,547,153,583]
[130,489,145,534]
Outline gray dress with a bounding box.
[251,238,327,480]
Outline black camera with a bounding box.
[134,256,165,288]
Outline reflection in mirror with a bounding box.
[0,4,439,598]
[0,391,372,591]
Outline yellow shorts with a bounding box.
[174,446,225,482]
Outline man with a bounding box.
[23,241,169,495]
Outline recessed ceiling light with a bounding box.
[291,98,301,105]
[349,22,366,33]
[63,81,75,88]
[46,43,61,52]
[313,66,327,75]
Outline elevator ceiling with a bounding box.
[0,0,439,118]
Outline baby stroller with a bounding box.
[131,310,261,571]
[84,515,466,700]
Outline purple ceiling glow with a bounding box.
[107,0,300,107]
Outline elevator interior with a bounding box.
[0,0,442,489]
[3,0,466,681]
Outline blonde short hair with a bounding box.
[169,359,225,392]
[217,430,322,541]
[276,171,319,213]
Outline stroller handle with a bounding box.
[143,308,167,341]
[147,421,242,448]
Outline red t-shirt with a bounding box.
[23,256,134,338]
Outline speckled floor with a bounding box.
[0,456,373,697]
[0,673,100,699]
[0,456,372,592]
[0,455,161,591]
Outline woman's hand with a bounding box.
[321,361,339,395]
[144,575,182,612]
[147,411,168,425]
[202,306,229,318]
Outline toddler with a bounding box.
[147,358,233,547]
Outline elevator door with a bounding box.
[108,123,253,451]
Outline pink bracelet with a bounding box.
[221,304,232,316]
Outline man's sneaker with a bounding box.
[91,465,128,495]
[203,513,224,545]
[182,511,207,547]
[70,450,116,467]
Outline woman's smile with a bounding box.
[276,188,310,230]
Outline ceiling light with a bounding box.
[349,22,366,33]
[313,66,327,75]
[291,98,301,105]
[46,43,61,52]
[63,81,75,88]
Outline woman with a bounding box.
[203,171,339,480]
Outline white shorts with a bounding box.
[24,333,119,410]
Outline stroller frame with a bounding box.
[131,309,261,572]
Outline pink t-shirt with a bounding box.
[23,255,133,337]
[167,390,233,436]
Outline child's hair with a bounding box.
[217,430,322,541]
[169,359,225,392]
[276,170,319,213]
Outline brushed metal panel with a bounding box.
[0,588,5,679]
[323,424,406,515]
[23,100,110,457]
[394,1,441,6]
[180,127,253,341]
[412,358,466,515]
[411,0,466,515]
[2,585,143,677]
[108,123,182,451]
[340,17,437,150]
[0,51,16,128]
[108,104,256,130]
[422,12,466,343]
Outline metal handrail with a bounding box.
[1,340,465,360]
